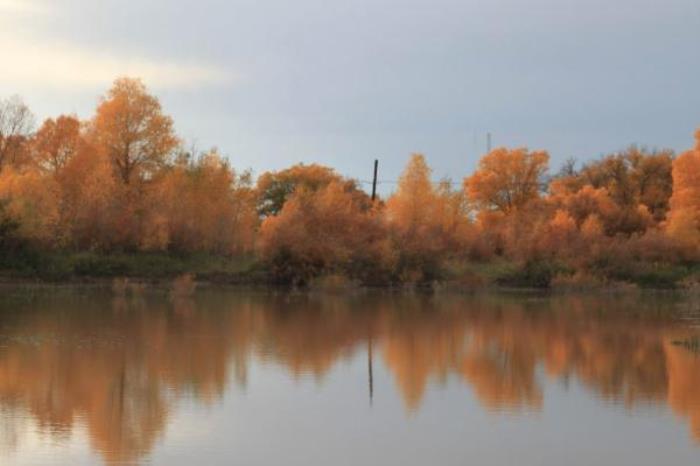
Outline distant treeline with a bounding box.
[1,78,699,287]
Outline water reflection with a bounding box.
[0,290,699,464]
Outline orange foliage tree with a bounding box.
[256,163,368,216]
[666,130,700,257]
[258,179,390,284]
[464,147,549,215]
[386,154,475,280]
[32,115,82,175]
[552,147,673,236]
[92,78,179,185]
[463,148,549,259]
[146,149,257,254]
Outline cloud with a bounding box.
[0,0,49,14]
[0,1,233,91]
[0,37,233,90]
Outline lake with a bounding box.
[0,288,699,465]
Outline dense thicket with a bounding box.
[0,78,698,286]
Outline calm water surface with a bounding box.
[0,288,699,465]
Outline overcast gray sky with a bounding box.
[1,0,699,188]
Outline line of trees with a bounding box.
[1,77,698,285]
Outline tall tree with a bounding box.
[0,96,34,171]
[386,154,474,279]
[666,130,700,252]
[386,154,436,235]
[464,147,549,215]
[92,78,178,184]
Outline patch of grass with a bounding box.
[600,262,691,289]
[1,251,258,282]
[496,260,570,289]
[452,259,518,283]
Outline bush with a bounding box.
[0,200,40,272]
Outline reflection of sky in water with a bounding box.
[0,290,699,465]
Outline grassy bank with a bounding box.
[0,252,261,284]
[1,251,699,290]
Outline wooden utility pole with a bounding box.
[371,159,378,201]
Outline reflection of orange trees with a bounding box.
[0,293,252,464]
[377,295,700,441]
[253,295,378,379]
[382,303,468,410]
[2,292,700,464]
[664,339,700,440]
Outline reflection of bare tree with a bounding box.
[0,291,699,464]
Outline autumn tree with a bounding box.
[552,147,674,236]
[92,78,179,184]
[464,147,549,215]
[666,130,700,255]
[580,147,673,221]
[146,149,257,254]
[32,115,82,175]
[386,154,475,280]
[256,163,368,216]
[0,166,60,246]
[0,95,34,171]
[56,137,119,249]
[258,180,389,284]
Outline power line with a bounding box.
[357,179,464,186]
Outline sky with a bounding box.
[1,0,699,190]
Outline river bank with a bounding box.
[1,251,699,292]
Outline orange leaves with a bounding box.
[33,115,81,174]
[386,154,476,279]
[0,166,59,245]
[0,77,698,281]
[666,143,700,257]
[259,179,390,283]
[149,149,257,254]
[255,163,364,217]
[669,146,700,216]
[385,154,436,238]
[0,81,257,255]
[92,77,179,184]
[464,147,549,215]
